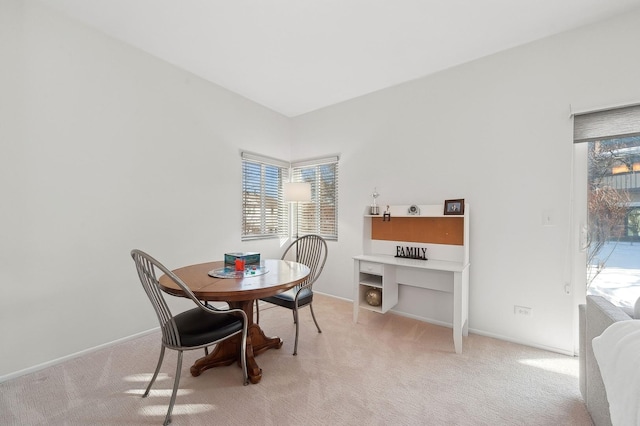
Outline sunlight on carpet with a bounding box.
[518,357,579,378]
[122,373,171,383]
[140,403,215,416]
[123,388,196,397]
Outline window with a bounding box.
[291,156,339,240]
[241,152,288,240]
[241,152,339,241]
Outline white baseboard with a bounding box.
[389,309,575,356]
[314,290,352,303]
[468,328,575,357]
[389,309,453,329]
[351,297,576,357]
[0,327,159,383]
[2,294,576,384]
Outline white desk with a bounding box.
[353,253,470,354]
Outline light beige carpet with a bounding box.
[1,294,592,425]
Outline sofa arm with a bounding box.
[584,296,632,426]
[587,296,632,338]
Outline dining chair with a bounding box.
[255,234,328,355]
[131,249,248,426]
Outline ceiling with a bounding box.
[38,0,640,117]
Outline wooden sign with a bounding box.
[395,246,427,260]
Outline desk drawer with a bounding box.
[360,261,383,275]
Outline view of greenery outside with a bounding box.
[587,136,640,288]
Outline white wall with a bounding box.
[3,0,640,380]
[292,9,640,354]
[0,1,291,379]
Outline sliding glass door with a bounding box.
[573,105,640,315]
[584,136,640,312]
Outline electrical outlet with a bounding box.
[514,305,532,317]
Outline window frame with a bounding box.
[291,156,339,241]
[241,152,289,241]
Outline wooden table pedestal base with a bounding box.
[189,304,282,384]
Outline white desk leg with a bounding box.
[462,265,469,338]
[453,271,463,354]
[353,260,359,323]
[452,266,470,354]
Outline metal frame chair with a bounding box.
[255,235,328,355]
[131,249,248,426]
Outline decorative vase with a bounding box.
[365,288,382,306]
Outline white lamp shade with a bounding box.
[284,182,311,202]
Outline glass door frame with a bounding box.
[571,142,588,355]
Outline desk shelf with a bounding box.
[359,272,382,288]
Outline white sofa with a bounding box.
[579,295,640,426]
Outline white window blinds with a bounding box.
[291,156,339,240]
[241,152,289,240]
[574,104,640,143]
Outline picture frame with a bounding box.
[444,199,465,215]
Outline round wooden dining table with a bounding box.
[158,259,309,384]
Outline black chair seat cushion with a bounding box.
[171,308,243,347]
[261,287,313,309]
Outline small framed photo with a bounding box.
[444,199,465,215]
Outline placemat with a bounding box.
[208,266,269,278]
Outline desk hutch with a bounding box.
[353,204,470,353]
